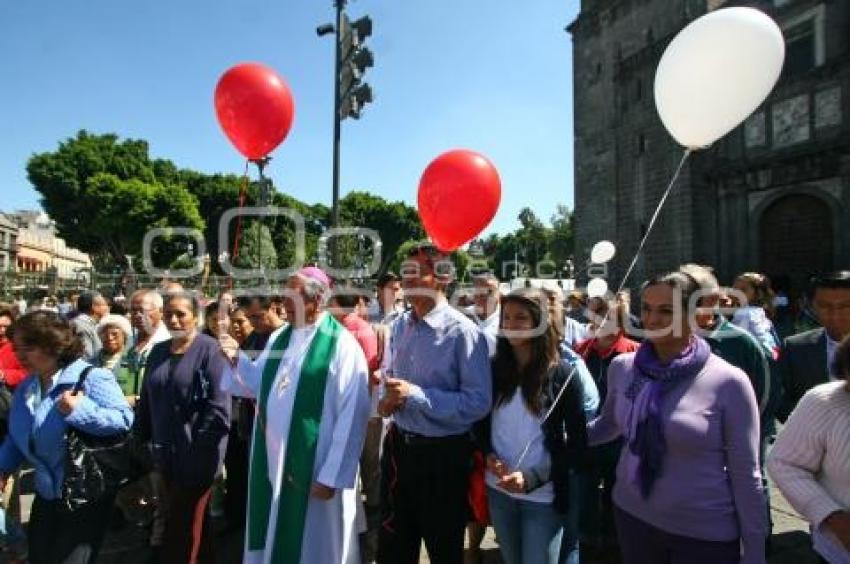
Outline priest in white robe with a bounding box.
[220,267,371,564]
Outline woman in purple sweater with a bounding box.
[588,271,766,564]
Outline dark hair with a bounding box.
[230,305,249,318]
[164,291,200,316]
[9,311,84,367]
[236,295,274,310]
[832,334,850,380]
[110,302,127,316]
[406,242,448,268]
[76,291,102,315]
[641,271,701,310]
[813,271,850,292]
[376,272,400,289]
[492,288,561,415]
[406,242,443,258]
[331,291,360,310]
[404,242,454,284]
[204,301,221,318]
[0,306,16,323]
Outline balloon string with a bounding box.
[613,148,691,297]
[227,160,251,289]
[512,148,691,472]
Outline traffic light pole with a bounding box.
[332,0,345,232]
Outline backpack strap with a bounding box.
[71,366,96,395]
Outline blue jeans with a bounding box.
[487,486,564,564]
[558,472,583,564]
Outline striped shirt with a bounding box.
[767,381,850,563]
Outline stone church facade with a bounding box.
[569,0,849,294]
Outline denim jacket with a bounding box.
[0,358,133,499]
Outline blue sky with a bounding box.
[0,1,579,236]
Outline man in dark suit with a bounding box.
[778,270,850,421]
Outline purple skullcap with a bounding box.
[296,266,332,288]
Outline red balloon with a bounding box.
[417,150,501,252]
[214,63,295,160]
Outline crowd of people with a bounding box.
[0,252,846,564]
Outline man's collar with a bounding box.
[292,311,326,331]
[412,298,451,329]
[483,306,500,325]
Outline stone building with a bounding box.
[0,214,16,272]
[569,0,850,293]
[14,213,53,273]
[8,211,91,278]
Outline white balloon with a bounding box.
[587,278,608,298]
[654,7,785,149]
[590,240,616,264]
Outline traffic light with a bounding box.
[339,14,374,120]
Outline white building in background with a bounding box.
[53,237,91,280]
[0,214,17,272]
[7,211,91,279]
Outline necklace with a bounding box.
[275,325,317,396]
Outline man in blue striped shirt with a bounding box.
[377,242,492,564]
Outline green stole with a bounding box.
[247,313,342,562]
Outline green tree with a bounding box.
[233,221,278,272]
[550,204,575,270]
[179,171,246,270]
[476,205,574,281]
[491,232,521,280]
[27,131,203,270]
[270,192,329,270]
[515,207,551,270]
[340,191,424,275]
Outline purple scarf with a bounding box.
[627,336,711,498]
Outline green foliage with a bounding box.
[475,206,575,281]
[233,221,278,272]
[27,131,202,269]
[25,130,573,284]
[549,204,575,268]
[340,191,424,275]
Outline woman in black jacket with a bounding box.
[475,288,588,564]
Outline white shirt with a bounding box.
[486,389,553,504]
[472,307,500,358]
[768,382,850,563]
[826,334,839,381]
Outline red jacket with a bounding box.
[0,341,27,388]
[574,332,640,361]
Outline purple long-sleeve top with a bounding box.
[588,352,767,564]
